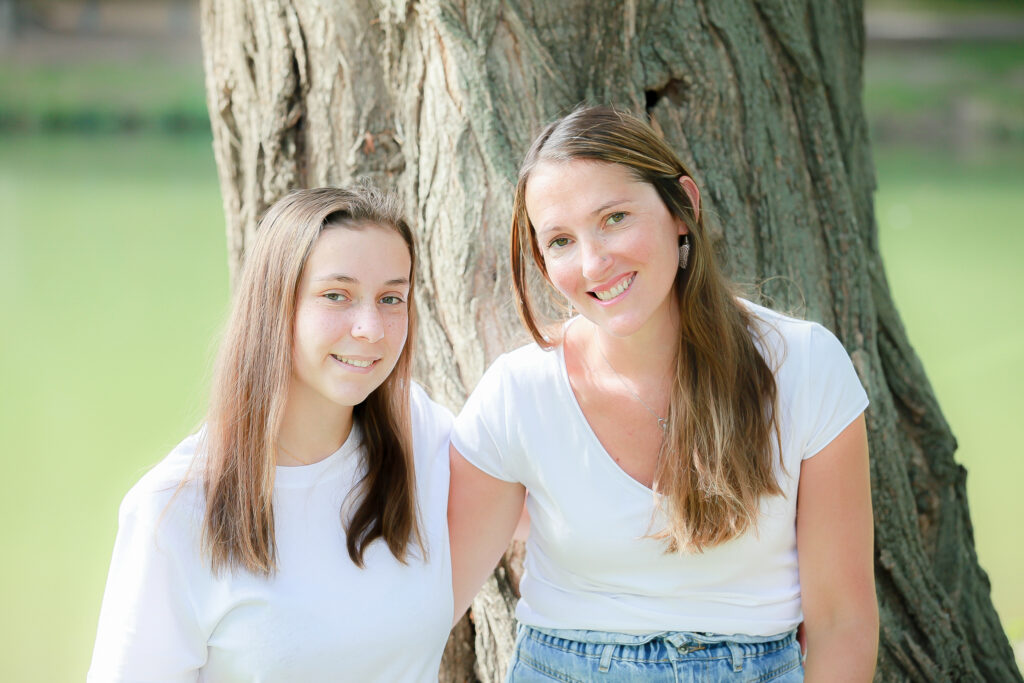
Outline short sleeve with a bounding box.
[88,484,207,683]
[450,355,519,483]
[801,323,870,459]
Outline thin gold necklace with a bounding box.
[595,341,668,432]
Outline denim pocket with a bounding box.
[509,630,596,683]
[741,639,804,682]
[509,657,588,683]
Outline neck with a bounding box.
[276,379,354,467]
[587,303,680,379]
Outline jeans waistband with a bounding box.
[525,625,798,649]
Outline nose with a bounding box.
[351,303,385,343]
[580,237,611,282]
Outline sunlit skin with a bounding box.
[278,223,411,466]
[526,159,688,348]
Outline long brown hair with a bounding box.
[511,106,781,552]
[201,186,421,575]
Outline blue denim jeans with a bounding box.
[507,625,803,682]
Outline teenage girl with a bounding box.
[90,187,453,682]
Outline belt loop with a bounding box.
[598,643,615,673]
[726,640,743,672]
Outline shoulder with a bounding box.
[409,381,454,467]
[410,381,453,426]
[407,383,454,517]
[107,433,208,571]
[501,340,555,366]
[737,298,840,373]
[474,341,560,394]
[118,433,205,538]
[737,298,867,412]
[454,342,561,425]
[739,298,817,342]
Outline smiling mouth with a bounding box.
[590,273,635,301]
[330,355,378,368]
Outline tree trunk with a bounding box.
[200,1,1021,680]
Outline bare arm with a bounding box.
[797,413,878,681]
[448,443,526,623]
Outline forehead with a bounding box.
[303,222,411,278]
[527,158,639,188]
[524,160,654,226]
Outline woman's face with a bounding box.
[525,159,686,340]
[290,223,411,411]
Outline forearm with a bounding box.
[803,616,878,682]
[796,416,876,682]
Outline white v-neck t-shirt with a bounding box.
[451,301,869,636]
[89,383,453,683]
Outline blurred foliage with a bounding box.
[867,0,1024,13]
[865,41,1024,146]
[0,59,209,133]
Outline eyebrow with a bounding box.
[592,199,629,215]
[536,199,630,236]
[314,274,410,286]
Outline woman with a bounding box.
[89,187,453,682]
[449,107,878,681]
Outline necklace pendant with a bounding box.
[657,417,668,431]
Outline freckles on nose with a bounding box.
[352,306,384,333]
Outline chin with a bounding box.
[327,386,378,409]
[583,312,646,338]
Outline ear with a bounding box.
[678,175,701,234]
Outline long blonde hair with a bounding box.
[511,106,781,552]
[202,186,421,575]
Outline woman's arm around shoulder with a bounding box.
[797,413,878,682]
[88,455,208,682]
[447,443,525,624]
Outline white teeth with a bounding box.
[335,356,374,368]
[594,275,634,301]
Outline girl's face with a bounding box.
[525,160,686,340]
[290,223,411,411]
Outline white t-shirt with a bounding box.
[451,301,869,636]
[88,383,454,683]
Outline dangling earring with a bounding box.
[678,234,691,270]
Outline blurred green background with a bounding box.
[1,1,1022,680]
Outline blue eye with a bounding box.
[324,292,348,302]
[548,237,571,249]
[607,212,626,225]
[380,295,405,305]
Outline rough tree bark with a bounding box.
[200,1,1021,681]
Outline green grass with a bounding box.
[0,134,228,682]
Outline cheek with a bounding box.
[543,259,577,298]
[293,306,350,354]
[384,314,410,349]
[622,230,660,260]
